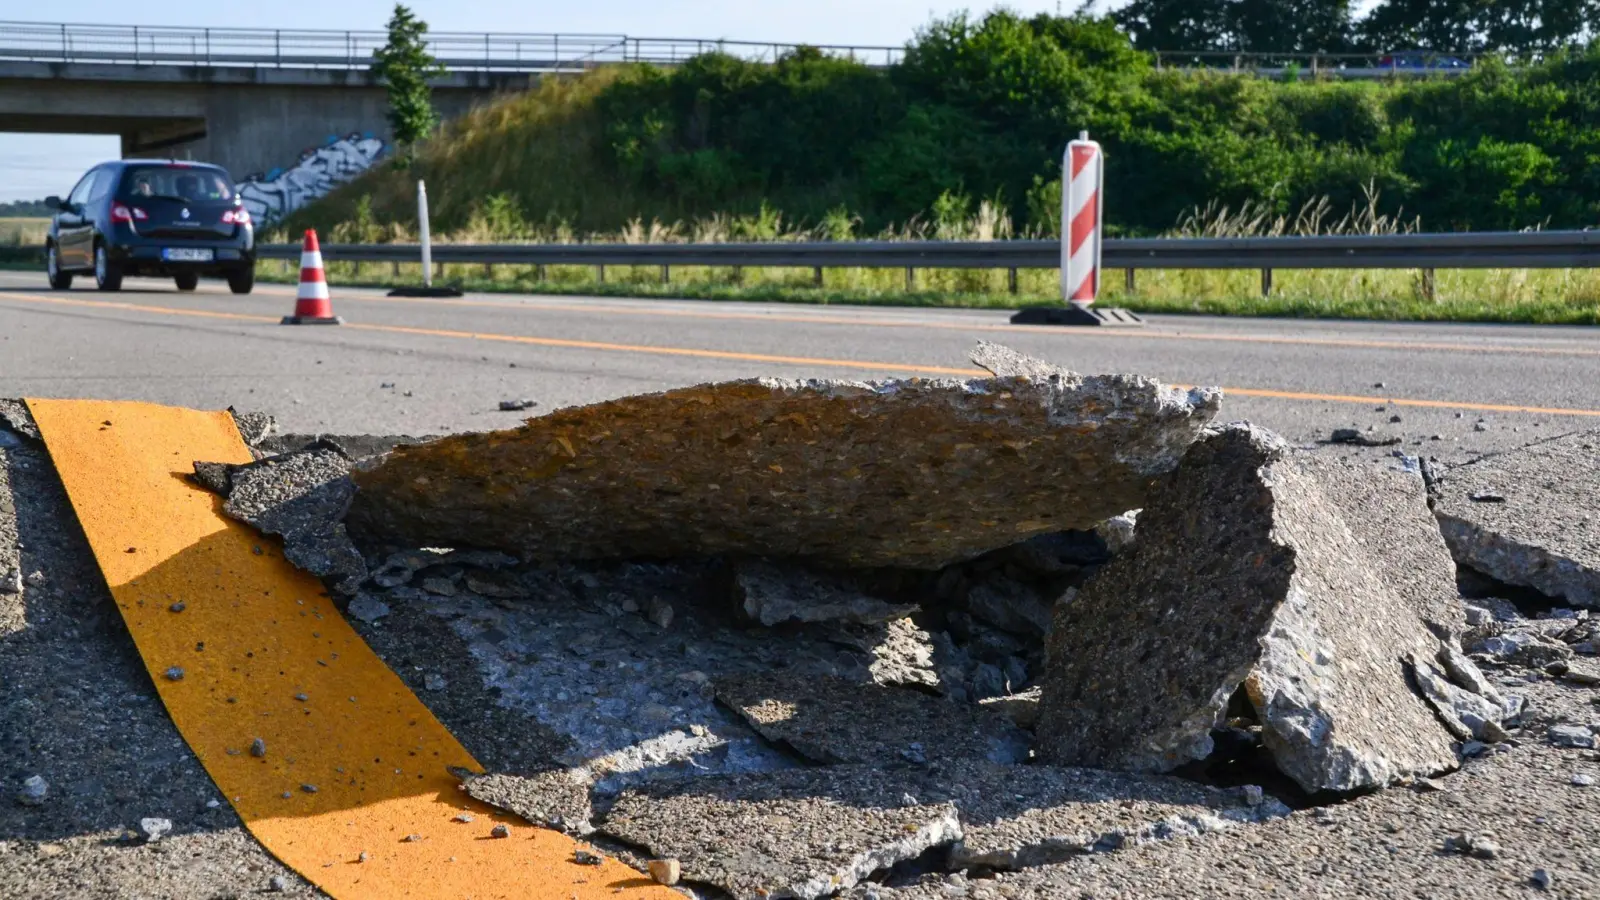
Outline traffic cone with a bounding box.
[281,229,343,325]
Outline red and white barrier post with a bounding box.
[1011,130,1141,326]
[1061,131,1103,307]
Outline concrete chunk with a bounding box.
[220,441,367,593]
[1434,430,1600,607]
[733,560,918,627]
[456,769,594,835]
[348,347,1220,570]
[600,766,963,900]
[715,672,1029,766]
[1039,425,1466,793]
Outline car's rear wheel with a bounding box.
[174,272,199,292]
[227,266,254,295]
[46,243,72,290]
[93,244,122,292]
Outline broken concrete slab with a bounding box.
[348,345,1221,570]
[1038,424,1466,793]
[225,407,276,447]
[733,561,918,627]
[600,766,962,900]
[217,441,367,593]
[822,618,943,692]
[455,769,595,835]
[715,672,1029,766]
[1434,430,1600,608]
[964,573,1056,639]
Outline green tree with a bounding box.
[1231,0,1355,52]
[1114,0,1234,54]
[1357,0,1598,53]
[371,4,446,149]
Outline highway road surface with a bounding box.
[2,270,1597,459]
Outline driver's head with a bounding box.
[133,179,152,196]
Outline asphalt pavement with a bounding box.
[1,270,1597,458]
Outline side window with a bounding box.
[67,171,97,207]
[87,168,117,203]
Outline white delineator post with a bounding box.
[417,179,433,288]
[1060,131,1104,307]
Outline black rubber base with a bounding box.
[280,316,345,325]
[1010,305,1145,327]
[387,286,465,298]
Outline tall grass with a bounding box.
[0,218,49,247]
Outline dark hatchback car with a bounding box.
[45,160,255,294]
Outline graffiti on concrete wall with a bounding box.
[236,133,386,225]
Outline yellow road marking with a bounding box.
[28,399,674,900]
[242,282,1600,360]
[5,290,1600,418]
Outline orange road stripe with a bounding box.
[5,290,1600,418]
[27,399,675,900]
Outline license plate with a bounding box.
[162,248,214,262]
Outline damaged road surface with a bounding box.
[347,348,1220,569]
[7,339,1600,900]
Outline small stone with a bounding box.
[574,848,604,866]
[206,799,220,809]
[1374,382,1386,388]
[250,738,267,758]
[1468,492,1506,503]
[16,775,47,806]
[423,673,447,692]
[1413,777,1444,792]
[1390,415,1402,423]
[490,824,510,838]
[1471,838,1501,859]
[1240,784,1265,806]
[453,813,474,823]
[24,570,45,587]
[164,666,184,681]
[0,569,20,595]
[1548,724,1597,749]
[139,817,173,842]
[281,792,292,799]
[1571,772,1595,787]
[268,874,289,892]
[402,834,423,843]
[346,594,391,624]
[498,399,537,412]
[1475,422,1489,432]
[647,858,681,886]
[420,577,457,597]
[1532,869,1553,890]
[381,382,395,389]
[646,597,675,630]
[1328,427,1401,447]
[169,602,185,613]
[294,693,309,702]
[301,784,318,794]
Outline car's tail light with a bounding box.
[222,208,251,225]
[111,204,148,223]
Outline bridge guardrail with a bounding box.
[255,231,1600,272]
[0,21,903,72]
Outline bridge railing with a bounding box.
[0,20,904,72]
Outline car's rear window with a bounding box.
[119,166,234,203]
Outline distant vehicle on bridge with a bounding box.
[44,160,256,294]
[1377,51,1471,70]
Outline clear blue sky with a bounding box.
[0,1,1081,202]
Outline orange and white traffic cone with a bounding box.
[281,229,343,325]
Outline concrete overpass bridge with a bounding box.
[0,20,900,222]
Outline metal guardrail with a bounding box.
[0,20,904,72]
[256,231,1600,271]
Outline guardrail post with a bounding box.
[1260,267,1273,297]
[596,265,606,284]
[905,267,915,292]
[1124,268,1135,294]
[813,267,823,288]
[353,260,362,276]
[484,262,494,279]
[392,261,400,276]
[660,264,670,284]
[1420,267,1436,302]
[134,26,140,65]
[535,264,547,282]
[60,23,67,61]
[732,265,744,285]
[1007,267,1018,295]
[275,31,282,68]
